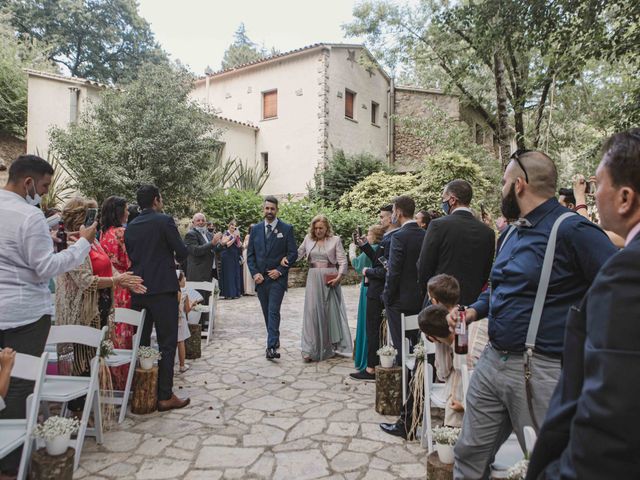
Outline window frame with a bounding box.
[345,89,356,120]
[262,89,278,120]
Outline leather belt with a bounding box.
[309,262,336,269]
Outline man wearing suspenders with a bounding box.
[450,150,617,479]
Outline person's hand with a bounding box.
[362,267,368,277]
[116,272,146,293]
[446,307,477,333]
[79,222,97,244]
[280,257,289,267]
[482,211,494,229]
[267,269,281,280]
[254,273,264,285]
[573,174,588,203]
[50,230,61,244]
[327,274,342,287]
[0,347,16,371]
[212,232,223,244]
[355,235,367,247]
[450,399,465,412]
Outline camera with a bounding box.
[586,180,597,195]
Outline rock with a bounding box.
[273,450,329,480]
[136,458,190,479]
[347,439,384,453]
[326,422,359,437]
[195,446,263,469]
[330,451,370,472]
[243,424,286,446]
[287,419,326,440]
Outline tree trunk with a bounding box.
[31,447,74,480]
[375,366,402,416]
[185,324,202,359]
[131,366,158,414]
[427,451,454,480]
[494,52,511,169]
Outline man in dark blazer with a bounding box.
[124,184,190,411]
[526,129,640,480]
[382,195,426,364]
[417,179,495,307]
[247,196,297,360]
[184,212,223,282]
[350,204,399,381]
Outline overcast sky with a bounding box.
[137,0,366,75]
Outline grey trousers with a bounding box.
[454,345,561,480]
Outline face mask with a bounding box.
[25,181,41,207]
[441,199,451,215]
[501,183,521,220]
[391,213,398,225]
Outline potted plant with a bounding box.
[377,345,397,368]
[432,426,460,464]
[138,346,161,370]
[34,416,80,456]
[507,459,530,480]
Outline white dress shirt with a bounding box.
[265,218,279,236]
[0,190,91,329]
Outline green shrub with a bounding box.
[309,149,391,204]
[338,171,419,215]
[409,151,491,212]
[203,189,263,233]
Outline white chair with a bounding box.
[41,325,107,470]
[186,280,218,345]
[400,313,420,404]
[103,308,146,423]
[419,332,451,449]
[0,352,49,480]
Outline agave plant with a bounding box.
[38,150,78,211]
[228,157,270,193]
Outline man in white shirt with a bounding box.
[0,155,95,474]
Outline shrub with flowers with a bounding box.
[34,416,80,441]
[432,426,461,446]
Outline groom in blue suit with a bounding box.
[247,196,298,359]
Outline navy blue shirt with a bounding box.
[470,198,617,354]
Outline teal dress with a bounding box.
[351,244,378,371]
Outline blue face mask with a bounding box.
[441,200,451,215]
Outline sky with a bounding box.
[137,0,366,75]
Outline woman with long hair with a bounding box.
[296,215,352,361]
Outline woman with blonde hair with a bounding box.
[296,214,352,361]
[56,197,145,411]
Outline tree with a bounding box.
[7,0,168,84]
[0,11,54,137]
[339,171,418,215]
[309,149,391,205]
[220,23,275,70]
[49,63,222,215]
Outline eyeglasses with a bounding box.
[510,149,532,183]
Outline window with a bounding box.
[345,89,355,119]
[69,87,80,124]
[475,123,484,145]
[261,152,269,172]
[262,90,277,119]
[371,101,379,125]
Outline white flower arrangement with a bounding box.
[432,426,461,446]
[137,346,161,360]
[377,345,397,357]
[413,343,427,360]
[99,339,114,358]
[33,416,80,440]
[507,459,529,480]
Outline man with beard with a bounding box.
[449,150,617,479]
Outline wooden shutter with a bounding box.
[345,90,354,119]
[263,90,277,119]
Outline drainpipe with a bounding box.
[206,76,210,104]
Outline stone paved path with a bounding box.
[75,285,428,479]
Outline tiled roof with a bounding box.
[23,68,117,90]
[195,43,390,82]
[213,115,258,130]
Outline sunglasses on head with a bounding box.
[510,149,533,183]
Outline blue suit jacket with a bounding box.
[247,220,297,289]
[526,235,638,480]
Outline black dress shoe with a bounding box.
[349,370,376,381]
[266,347,280,360]
[380,421,407,439]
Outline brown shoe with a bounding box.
[157,394,190,412]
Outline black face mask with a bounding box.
[501,183,521,221]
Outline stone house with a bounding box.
[25,44,493,197]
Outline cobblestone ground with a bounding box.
[75,285,428,479]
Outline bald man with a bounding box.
[449,150,617,479]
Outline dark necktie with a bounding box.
[266,224,273,239]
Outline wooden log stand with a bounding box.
[375,365,402,416]
[131,366,158,414]
[30,447,74,480]
[427,451,453,480]
[185,323,202,359]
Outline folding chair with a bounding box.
[400,313,420,404]
[185,280,218,345]
[103,308,146,423]
[41,325,107,470]
[419,333,447,450]
[0,352,49,480]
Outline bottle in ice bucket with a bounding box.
[455,305,468,354]
[56,221,68,252]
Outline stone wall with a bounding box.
[0,134,26,185]
[393,88,460,172]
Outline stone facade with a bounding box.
[0,134,26,185]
